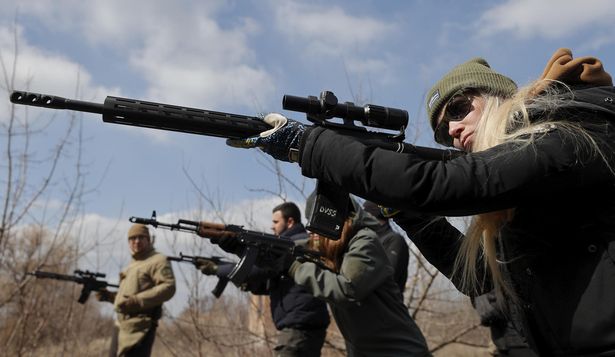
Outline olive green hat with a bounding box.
[426,58,517,130]
[127,223,150,239]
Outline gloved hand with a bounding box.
[95,288,116,303]
[532,48,613,95]
[216,236,244,255]
[116,295,142,314]
[226,113,306,162]
[196,259,219,275]
[472,292,501,327]
[198,222,243,255]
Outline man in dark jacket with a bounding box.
[362,200,409,293]
[199,202,330,357]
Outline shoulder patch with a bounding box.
[161,266,174,279]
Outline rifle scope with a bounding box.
[282,91,408,131]
[75,269,105,278]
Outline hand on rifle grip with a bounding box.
[95,288,116,303]
[198,222,242,254]
[226,113,306,163]
[197,221,228,239]
[196,259,219,276]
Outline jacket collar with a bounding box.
[281,222,306,239]
[131,246,155,261]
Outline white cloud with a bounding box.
[0,1,276,144]
[119,7,273,110]
[1,1,275,111]
[0,25,118,103]
[477,0,615,40]
[343,55,401,86]
[272,0,399,81]
[274,1,396,56]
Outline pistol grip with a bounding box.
[211,278,229,298]
[78,287,91,304]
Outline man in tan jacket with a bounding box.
[98,223,176,357]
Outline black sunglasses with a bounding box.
[433,91,475,147]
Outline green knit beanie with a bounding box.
[426,58,517,130]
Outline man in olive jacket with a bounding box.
[97,223,176,357]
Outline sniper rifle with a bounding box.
[27,269,118,304]
[11,90,457,239]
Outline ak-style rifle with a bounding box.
[131,211,326,286]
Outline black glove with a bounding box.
[472,292,503,327]
[226,113,306,162]
[198,222,244,255]
[216,236,244,255]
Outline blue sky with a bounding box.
[2,0,615,313]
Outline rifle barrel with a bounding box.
[11,90,271,139]
[11,91,104,114]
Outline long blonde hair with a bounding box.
[453,80,609,304]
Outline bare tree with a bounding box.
[0,20,115,356]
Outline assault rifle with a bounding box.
[27,269,119,304]
[10,89,456,239]
[167,252,233,298]
[130,211,327,286]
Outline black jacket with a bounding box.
[374,223,409,293]
[298,86,615,356]
[219,223,330,331]
[472,290,536,354]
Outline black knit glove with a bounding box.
[226,113,306,162]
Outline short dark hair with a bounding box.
[273,202,302,223]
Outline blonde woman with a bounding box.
[227,48,615,356]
